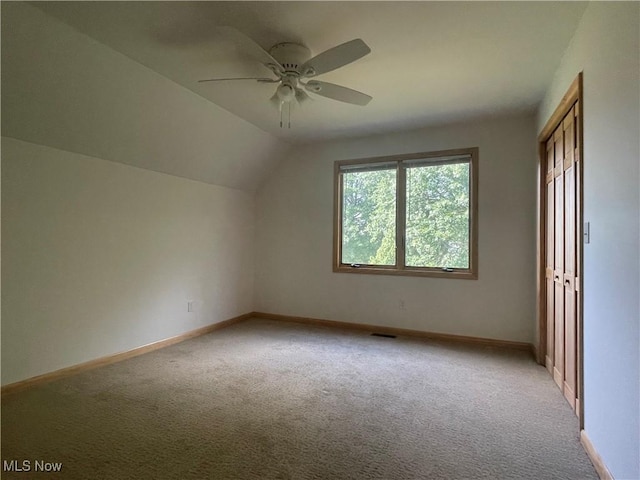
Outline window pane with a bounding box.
[341,168,396,265]
[405,162,470,268]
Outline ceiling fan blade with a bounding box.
[198,77,278,83]
[300,39,370,78]
[217,26,283,72]
[304,81,372,106]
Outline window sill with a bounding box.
[333,265,478,280]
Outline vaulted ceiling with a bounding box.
[32,1,588,144]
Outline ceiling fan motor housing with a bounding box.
[269,43,312,74]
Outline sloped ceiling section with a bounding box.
[1,2,289,192]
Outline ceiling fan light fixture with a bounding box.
[276,83,295,102]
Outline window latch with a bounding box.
[442,267,454,273]
[350,264,361,268]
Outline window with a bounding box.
[334,147,478,279]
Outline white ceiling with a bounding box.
[32,1,587,144]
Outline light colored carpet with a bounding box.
[2,317,597,479]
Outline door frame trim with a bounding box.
[536,72,584,426]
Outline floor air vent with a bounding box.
[370,333,397,339]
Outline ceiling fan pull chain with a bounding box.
[288,103,291,129]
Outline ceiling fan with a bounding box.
[198,27,372,128]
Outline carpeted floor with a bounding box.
[2,317,597,479]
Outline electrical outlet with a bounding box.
[399,300,406,310]
[187,301,194,313]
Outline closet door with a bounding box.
[544,100,580,413]
[563,107,577,408]
[545,137,555,374]
[574,102,582,416]
[553,125,565,390]
[540,76,582,416]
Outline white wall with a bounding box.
[255,115,537,343]
[0,2,282,385]
[2,137,255,385]
[537,3,640,478]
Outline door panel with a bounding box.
[563,167,576,406]
[563,109,577,407]
[553,126,564,389]
[545,138,555,373]
[574,103,582,417]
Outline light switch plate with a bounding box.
[584,222,590,244]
